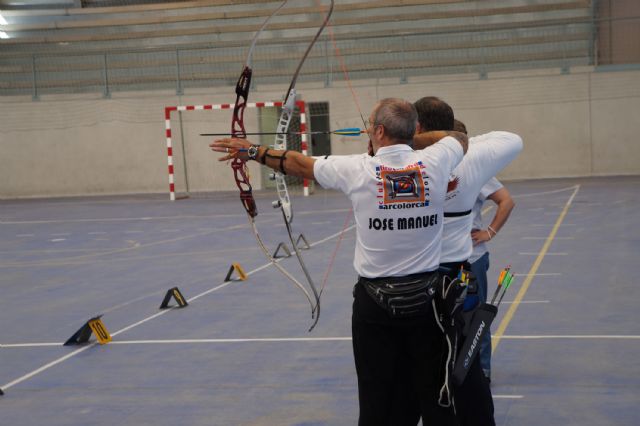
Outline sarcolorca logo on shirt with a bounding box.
[445,175,461,201]
[376,162,430,210]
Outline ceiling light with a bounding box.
[0,12,7,26]
[0,31,8,39]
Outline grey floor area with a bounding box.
[0,176,638,425]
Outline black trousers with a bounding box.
[389,262,496,426]
[351,278,456,426]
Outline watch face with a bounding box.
[248,145,258,159]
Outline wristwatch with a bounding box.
[247,145,260,161]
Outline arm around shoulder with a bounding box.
[452,131,469,154]
[413,130,468,153]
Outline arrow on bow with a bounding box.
[201,127,365,137]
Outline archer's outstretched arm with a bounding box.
[210,138,316,180]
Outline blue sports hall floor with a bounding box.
[1,176,638,425]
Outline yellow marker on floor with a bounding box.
[64,315,111,346]
[159,287,189,309]
[225,262,248,282]
[88,317,112,345]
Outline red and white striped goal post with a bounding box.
[164,100,310,201]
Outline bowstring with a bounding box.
[312,0,365,297]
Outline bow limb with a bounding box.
[250,221,315,309]
[231,0,289,142]
[272,0,335,331]
[273,91,321,331]
[225,1,317,312]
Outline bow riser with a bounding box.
[230,66,258,218]
[231,66,252,139]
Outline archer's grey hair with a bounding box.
[372,98,417,143]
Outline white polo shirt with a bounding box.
[469,177,504,263]
[313,137,463,278]
[440,131,522,264]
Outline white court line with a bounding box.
[0,345,97,389]
[512,185,578,198]
[545,211,582,216]
[500,335,640,340]
[1,343,61,348]
[522,237,574,240]
[551,202,602,207]
[493,395,524,399]
[298,208,351,216]
[0,224,356,391]
[0,248,119,255]
[529,223,576,227]
[113,337,354,345]
[5,334,639,349]
[0,208,352,226]
[49,239,66,243]
[499,300,550,304]
[0,338,354,348]
[0,223,247,268]
[0,214,268,225]
[519,252,567,255]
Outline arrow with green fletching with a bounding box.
[496,272,515,307]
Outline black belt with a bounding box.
[439,261,471,277]
[358,271,438,318]
[443,209,472,218]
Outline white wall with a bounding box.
[1,66,639,199]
